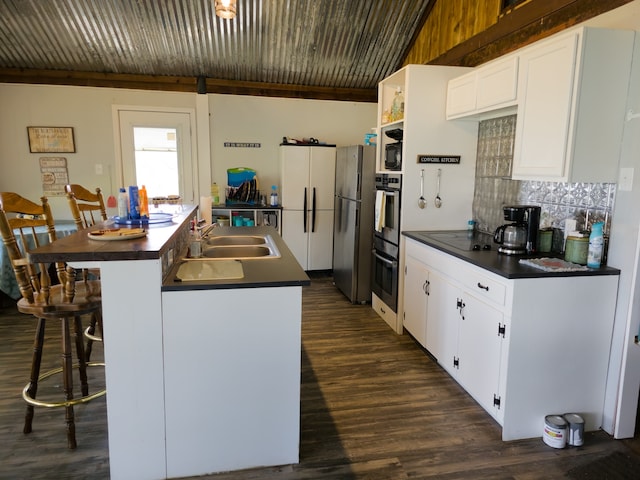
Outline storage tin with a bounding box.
[564,413,585,447]
[564,236,589,265]
[543,415,567,448]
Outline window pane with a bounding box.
[133,127,179,198]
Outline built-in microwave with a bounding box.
[384,142,402,171]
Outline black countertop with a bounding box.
[162,225,310,291]
[403,230,620,279]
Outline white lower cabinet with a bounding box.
[402,237,618,440]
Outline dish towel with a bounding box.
[374,190,386,232]
[519,257,590,272]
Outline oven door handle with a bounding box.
[373,251,397,267]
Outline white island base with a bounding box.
[161,287,302,478]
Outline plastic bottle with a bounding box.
[587,222,604,268]
[391,87,404,121]
[139,185,149,219]
[117,188,129,219]
[211,183,220,205]
[270,185,279,207]
[128,186,140,220]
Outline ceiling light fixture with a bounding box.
[215,0,236,19]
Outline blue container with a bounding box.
[128,186,140,220]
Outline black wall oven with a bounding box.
[372,173,401,312]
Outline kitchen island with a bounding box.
[401,230,620,441]
[29,206,310,480]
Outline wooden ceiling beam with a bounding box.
[428,0,635,67]
[0,68,377,103]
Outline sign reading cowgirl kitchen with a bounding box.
[417,154,461,164]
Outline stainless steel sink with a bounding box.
[204,245,274,258]
[196,234,281,259]
[205,235,267,246]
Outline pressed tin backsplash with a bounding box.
[472,115,615,238]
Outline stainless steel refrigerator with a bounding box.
[333,145,376,303]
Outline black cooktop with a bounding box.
[419,231,494,251]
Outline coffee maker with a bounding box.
[494,205,541,255]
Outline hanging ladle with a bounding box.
[435,168,442,208]
[418,169,426,209]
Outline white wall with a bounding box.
[0,84,376,221]
[209,94,377,198]
[602,33,640,438]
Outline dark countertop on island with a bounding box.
[29,206,198,264]
[162,225,310,291]
[28,205,309,290]
[403,230,620,279]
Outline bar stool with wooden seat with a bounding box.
[0,192,106,449]
[65,184,107,361]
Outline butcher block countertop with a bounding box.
[403,230,620,279]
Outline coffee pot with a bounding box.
[494,205,541,255]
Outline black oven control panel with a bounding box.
[375,173,402,191]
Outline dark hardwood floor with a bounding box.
[1,274,640,479]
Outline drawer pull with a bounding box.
[477,282,489,291]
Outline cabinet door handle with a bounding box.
[423,279,430,295]
[477,282,489,291]
[311,187,316,232]
[303,187,308,233]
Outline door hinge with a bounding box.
[498,323,506,338]
[493,394,501,409]
[453,356,459,369]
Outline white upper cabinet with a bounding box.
[446,55,518,120]
[512,27,634,182]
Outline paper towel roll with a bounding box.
[199,196,213,225]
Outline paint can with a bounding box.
[543,415,567,448]
[564,413,585,447]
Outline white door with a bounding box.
[116,108,197,204]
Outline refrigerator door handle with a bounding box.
[303,187,308,233]
[312,187,316,233]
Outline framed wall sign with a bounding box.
[417,154,461,164]
[27,126,76,153]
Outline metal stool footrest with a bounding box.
[22,362,107,408]
[84,325,103,343]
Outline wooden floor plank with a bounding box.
[0,273,639,479]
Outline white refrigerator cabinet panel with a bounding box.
[280,145,336,271]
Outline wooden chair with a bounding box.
[0,192,105,449]
[65,184,108,231]
[65,184,107,360]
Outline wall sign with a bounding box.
[417,154,461,164]
[39,157,69,196]
[224,142,261,148]
[27,126,75,153]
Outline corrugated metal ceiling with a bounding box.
[0,0,432,100]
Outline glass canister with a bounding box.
[538,229,553,253]
[564,236,589,265]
